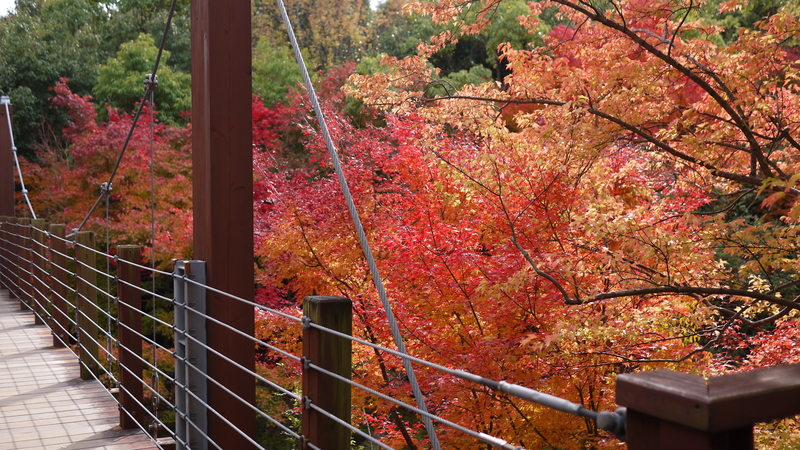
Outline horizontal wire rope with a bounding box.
[306,321,599,418]
[116,328,169,371]
[273,1,441,447]
[116,276,174,303]
[180,357,303,442]
[18,284,178,450]
[169,405,218,450]
[306,361,524,450]
[181,300,301,363]
[305,404,395,450]
[183,331,300,400]
[2,98,36,219]
[176,371,270,450]
[181,275,302,323]
[114,255,173,277]
[69,0,179,235]
[73,287,120,330]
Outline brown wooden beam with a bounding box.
[18,218,33,315]
[30,218,47,325]
[0,216,8,289]
[302,296,353,450]
[0,98,13,217]
[49,224,69,348]
[75,231,101,380]
[617,364,800,450]
[190,0,255,445]
[117,245,145,429]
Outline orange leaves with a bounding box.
[24,80,193,267]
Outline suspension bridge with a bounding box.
[1,0,800,448]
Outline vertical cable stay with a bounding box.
[104,182,114,378]
[2,97,37,219]
[274,1,441,448]
[147,75,160,436]
[68,0,179,237]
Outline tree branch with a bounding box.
[422,94,768,188]
[547,0,775,180]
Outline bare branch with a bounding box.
[547,0,775,180]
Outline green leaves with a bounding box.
[93,33,190,124]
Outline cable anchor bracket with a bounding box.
[99,182,113,197]
[144,74,159,92]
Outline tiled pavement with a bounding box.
[0,289,158,449]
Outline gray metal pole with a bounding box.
[174,260,208,450]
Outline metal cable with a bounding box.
[117,276,173,303]
[182,275,302,322]
[114,255,173,276]
[182,301,301,363]
[1,97,36,219]
[306,403,394,450]
[69,0,179,236]
[146,84,161,431]
[273,2,442,447]
[307,321,597,417]
[184,332,301,400]
[180,357,303,440]
[307,362,524,450]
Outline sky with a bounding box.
[0,0,13,16]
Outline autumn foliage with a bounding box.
[18,0,800,447]
[24,79,193,266]
[259,0,800,448]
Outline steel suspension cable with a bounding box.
[2,97,36,219]
[274,1,441,447]
[69,0,179,236]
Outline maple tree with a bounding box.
[249,66,703,449]
[252,0,800,448]
[22,79,193,267]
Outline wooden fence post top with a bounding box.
[617,363,800,432]
[303,295,352,305]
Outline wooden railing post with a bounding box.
[617,364,800,450]
[49,224,69,348]
[8,216,22,305]
[18,218,34,318]
[75,231,101,380]
[0,216,8,289]
[302,295,352,450]
[117,245,144,429]
[31,218,48,325]
[0,97,13,218]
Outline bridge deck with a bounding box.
[0,289,158,450]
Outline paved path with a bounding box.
[0,289,158,450]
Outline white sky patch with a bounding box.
[0,0,14,16]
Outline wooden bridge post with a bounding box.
[31,218,48,325]
[48,224,69,348]
[117,245,144,429]
[0,97,13,218]
[616,363,800,450]
[302,295,352,450]
[191,0,255,443]
[18,217,35,319]
[0,216,8,288]
[8,216,22,305]
[75,231,101,380]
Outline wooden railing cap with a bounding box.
[616,363,800,432]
